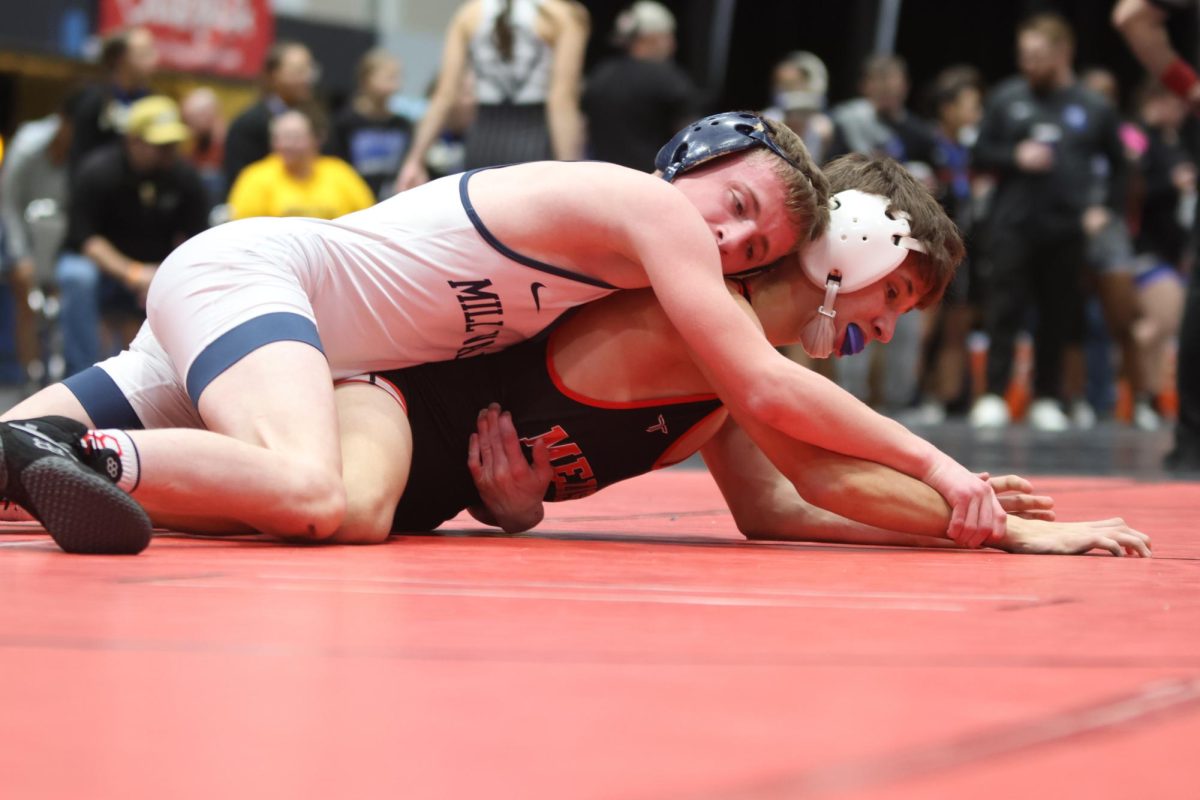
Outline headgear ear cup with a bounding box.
[798,190,927,358]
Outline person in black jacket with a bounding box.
[221,41,318,195]
[328,49,412,200]
[68,27,158,176]
[969,12,1127,432]
[581,1,699,171]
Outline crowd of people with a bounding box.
[0,1,1195,457]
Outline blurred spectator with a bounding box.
[829,54,937,413]
[398,0,588,189]
[829,54,938,171]
[423,71,477,181]
[0,92,80,391]
[329,49,412,200]
[1066,66,1144,428]
[763,51,834,164]
[1130,78,1192,429]
[227,106,374,220]
[222,41,318,193]
[581,1,700,170]
[908,65,985,424]
[180,87,228,212]
[60,96,208,375]
[69,26,158,174]
[1114,0,1200,470]
[969,13,1127,432]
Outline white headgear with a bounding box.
[797,190,927,358]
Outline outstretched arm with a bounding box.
[701,417,1151,556]
[617,183,1005,547]
[397,6,473,190]
[1114,0,1200,112]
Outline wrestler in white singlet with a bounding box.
[64,167,618,429]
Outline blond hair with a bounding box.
[752,117,831,246]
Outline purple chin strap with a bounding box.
[840,324,866,356]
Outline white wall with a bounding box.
[272,0,456,100]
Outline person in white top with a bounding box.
[0,113,1005,555]
[398,0,588,189]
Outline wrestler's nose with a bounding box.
[873,311,899,344]
[716,221,753,253]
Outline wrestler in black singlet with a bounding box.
[372,330,725,532]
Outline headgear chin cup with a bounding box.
[655,111,804,182]
[798,190,928,358]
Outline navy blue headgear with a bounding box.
[655,111,804,182]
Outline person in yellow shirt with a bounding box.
[227,105,374,220]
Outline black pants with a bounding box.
[1177,262,1200,448]
[982,227,1086,400]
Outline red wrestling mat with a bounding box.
[2,471,1198,800]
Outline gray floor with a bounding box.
[912,418,1180,480]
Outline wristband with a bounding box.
[1161,57,1199,100]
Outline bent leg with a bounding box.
[108,342,346,538]
[328,379,414,544]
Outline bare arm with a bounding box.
[398,5,474,190]
[617,184,1003,546]
[702,416,1150,556]
[542,3,588,160]
[1113,0,1177,77]
[82,235,154,297]
[1113,0,1200,112]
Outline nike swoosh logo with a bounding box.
[530,282,546,312]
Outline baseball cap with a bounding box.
[123,96,190,145]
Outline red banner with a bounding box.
[99,0,274,79]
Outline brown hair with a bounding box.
[822,152,964,308]
[1018,12,1075,50]
[751,116,831,246]
[271,101,330,144]
[493,0,515,61]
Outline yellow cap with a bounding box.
[124,96,190,146]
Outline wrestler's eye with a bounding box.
[732,191,744,216]
[886,284,898,301]
[746,242,755,261]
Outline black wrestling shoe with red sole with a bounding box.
[0,417,150,555]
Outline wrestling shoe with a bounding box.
[0,416,151,554]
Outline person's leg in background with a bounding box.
[54,251,101,377]
[1133,263,1185,426]
[971,228,1030,428]
[1026,232,1085,432]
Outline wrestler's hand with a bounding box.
[980,473,1056,521]
[997,516,1151,557]
[467,403,553,533]
[923,457,1007,549]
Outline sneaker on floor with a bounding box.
[0,417,150,554]
[968,393,1010,429]
[1070,399,1097,430]
[1028,398,1070,432]
[1132,400,1161,432]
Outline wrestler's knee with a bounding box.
[266,463,347,540]
[334,490,394,545]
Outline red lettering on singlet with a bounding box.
[522,425,598,499]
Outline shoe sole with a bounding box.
[10,457,151,555]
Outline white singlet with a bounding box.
[69,167,619,427]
